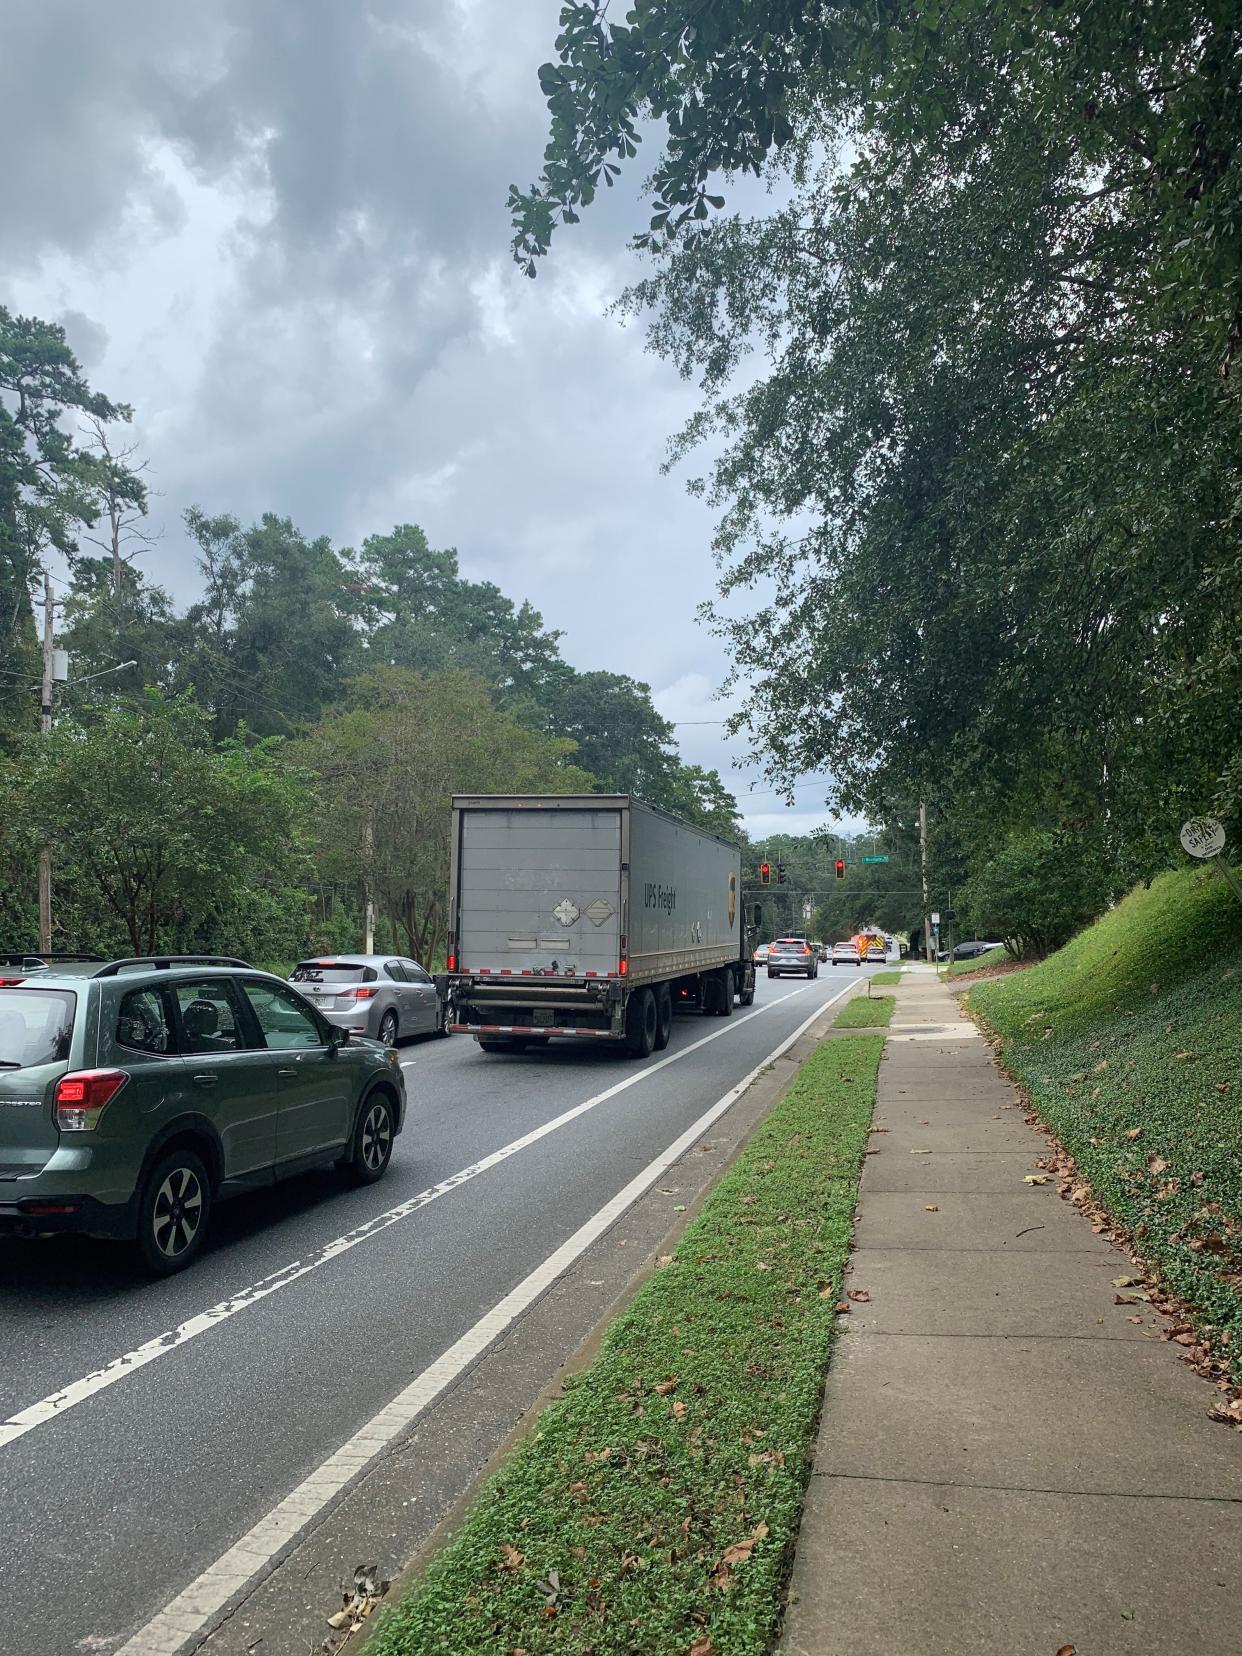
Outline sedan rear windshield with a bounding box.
[291,963,378,983]
[0,989,76,1069]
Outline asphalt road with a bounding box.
[0,964,885,1655]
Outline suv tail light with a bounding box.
[55,1069,128,1131]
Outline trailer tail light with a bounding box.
[55,1069,128,1131]
[619,934,628,976]
[446,932,456,973]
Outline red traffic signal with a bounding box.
[834,858,846,880]
[759,862,771,886]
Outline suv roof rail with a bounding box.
[93,955,254,977]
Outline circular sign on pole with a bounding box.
[1179,816,1226,860]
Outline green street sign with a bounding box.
[862,854,890,863]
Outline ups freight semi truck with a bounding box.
[438,794,757,1057]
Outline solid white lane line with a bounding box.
[117,980,854,1656]
[1,984,815,1453]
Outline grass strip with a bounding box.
[368,1035,884,1656]
[969,869,1242,1383]
[833,993,895,1029]
[868,969,902,985]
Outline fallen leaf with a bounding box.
[1112,1275,1140,1287]
[1024,1174,1050,1185]
[924,1204,940,1212]
[671,1400,687,1420]
[654,1378,679,1396]
[690,1640,716,1656]
[1127,1315,1144,1324]
[834,1300,850,1314]
[1124,1126,1143,1140]
[499,1544,525,1571]
[620,1551,640,1573]
[755,1261,771,1271]
[718,1523,769,1571]
[847,1289,871,1303]
[1216,1082,1232,1095]
[1056,1646,1077,1656]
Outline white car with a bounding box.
[831,941,861,967]
[753,943,771,964]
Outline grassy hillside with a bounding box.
[967,868,1242,1381]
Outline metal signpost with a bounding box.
[1180,816,1242,906]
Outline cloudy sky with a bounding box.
[2,0,842,837]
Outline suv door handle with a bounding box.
[191,1073,218,1087]
[277,1067,297,1078]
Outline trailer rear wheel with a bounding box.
[625,987,658,1058]
[717,967,735,1016]
[739,974,755,1007]
[653,983,673,1050]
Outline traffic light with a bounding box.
[834,858,846,880]
[776,861,787,885]
[759,862,771,886]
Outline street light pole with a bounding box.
[919,800,932,963]
[38,573,55,951]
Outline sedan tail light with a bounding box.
[55,1069,128,1131]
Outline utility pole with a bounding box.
[363,813,376,954]
[38,573,55,952]
[919,800,932,963]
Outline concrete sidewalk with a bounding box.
[782,970,1241,1656]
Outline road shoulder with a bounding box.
[192,996,854,1656]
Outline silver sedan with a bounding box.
[289,954,444,1046]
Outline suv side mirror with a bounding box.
[328,1026,349,1049]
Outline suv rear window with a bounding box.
[291,963,378,983]
[0,989,76,1069]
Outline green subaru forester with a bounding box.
[0,955,406,1274]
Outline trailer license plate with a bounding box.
[533,1007,554,1026]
